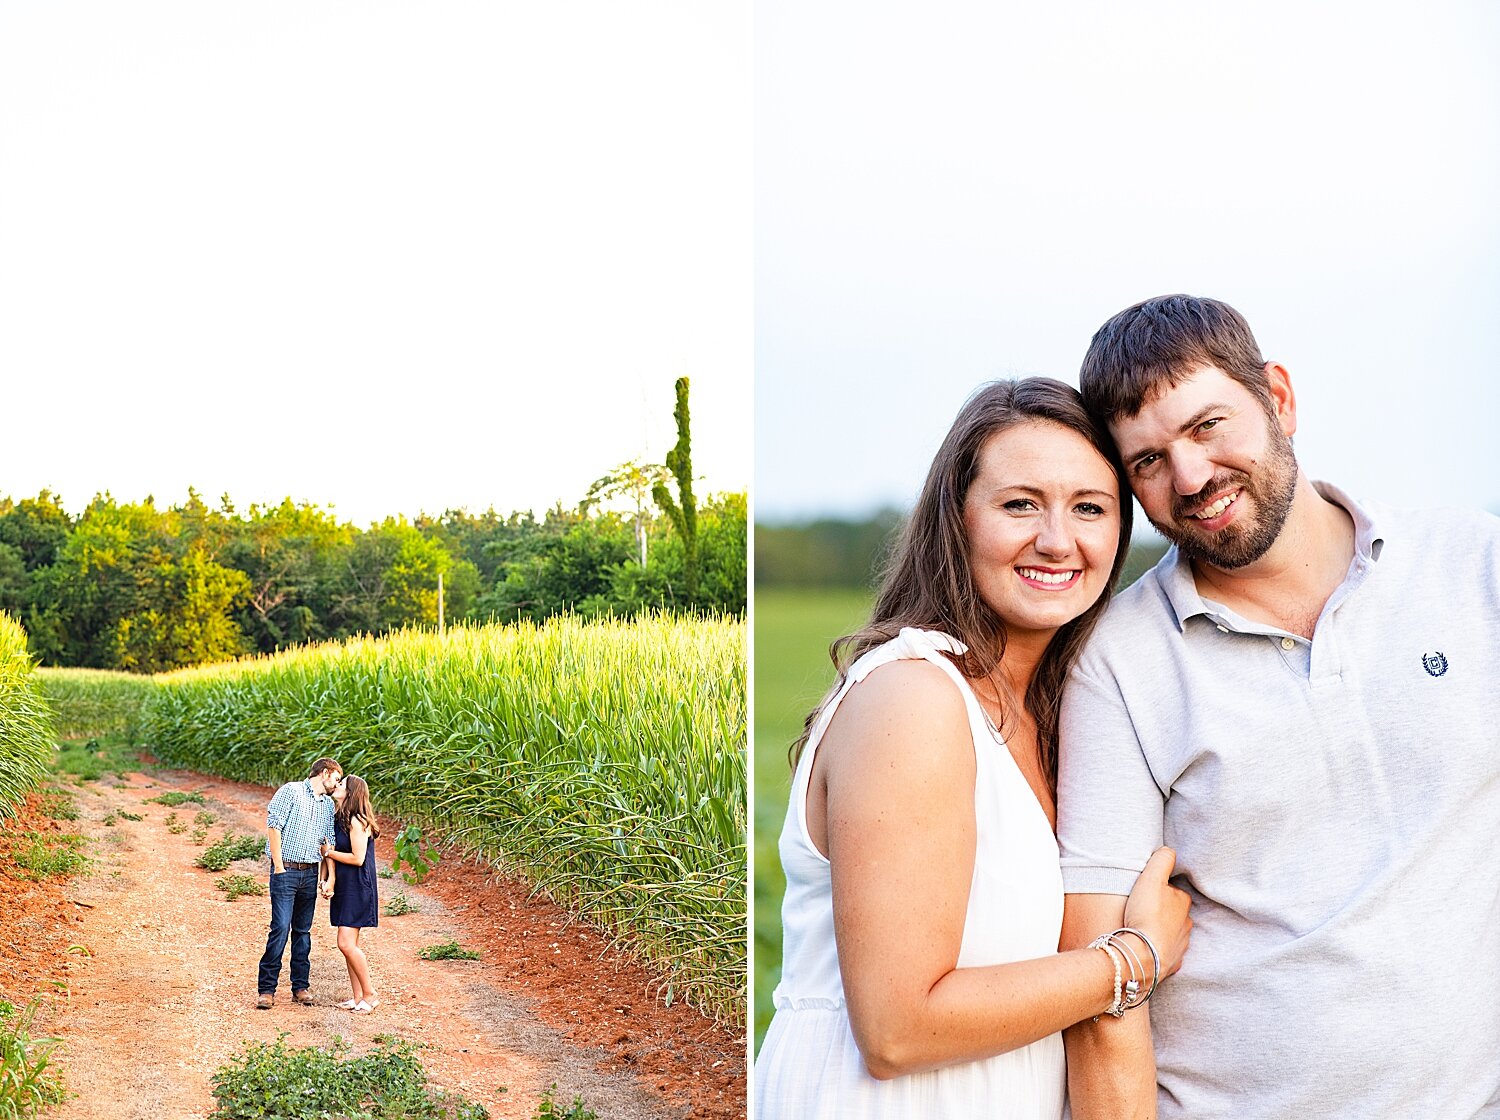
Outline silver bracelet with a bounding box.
[1115,927,1161,1005]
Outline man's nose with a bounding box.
[1169,447,1215,497]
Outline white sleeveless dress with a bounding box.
[755,628,1067,1119]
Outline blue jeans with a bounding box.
[257,866,318,994]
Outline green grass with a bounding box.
[50,735,144,784]
[143,615,745,1022]
[753,587,872,1052]
[533,1085,596,1120]
[10,833,90,881]
[0,998,68,1117]
[0,614,54,819]
[145,791,205,806]
[384,891,418,917]
[215,874,266,901]
[417,940,480,961]
[196,833,265,872]
[209,1033,487,1120]
[34,793,77,822]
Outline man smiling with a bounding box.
[1055,295,1500,1118]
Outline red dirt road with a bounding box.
[0,771,746,1119]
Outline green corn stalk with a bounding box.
[0,614,55,819]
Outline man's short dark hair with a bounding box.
[309,757,342,778]
[1080,294,1275,422]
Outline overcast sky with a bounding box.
[1,3,750,527]
[756,2,1500,526]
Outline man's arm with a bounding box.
[267,827,285,874]
[1061,892,1158,1120]
[1057,657,1170,1119]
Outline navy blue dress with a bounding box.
[328,818,379,928]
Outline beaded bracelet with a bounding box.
[1091,938,1125,1018]
[1087,927,1162,1018]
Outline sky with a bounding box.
[756,2,1500,527]
[1,3,751,528]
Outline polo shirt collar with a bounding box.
[1156,480,1385,632]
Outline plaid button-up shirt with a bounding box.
[265,779,336,864]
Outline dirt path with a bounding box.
[0,770,745,1119]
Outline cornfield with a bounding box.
[35,668,156,740]
[143,615,747,1022]
[0,613,53,817]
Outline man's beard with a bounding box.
[1149,422,1299,570]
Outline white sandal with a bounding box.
[350,1000,375,1013]
[337,999,360,1010]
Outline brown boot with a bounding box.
[292,989,315,1006]
[256,993,274,1010]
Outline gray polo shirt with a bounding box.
[1058,484,1500,1119]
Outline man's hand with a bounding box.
[268,826,285,875]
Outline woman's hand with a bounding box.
[318,879,333,899]
[1121,846,1193,981]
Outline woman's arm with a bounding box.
[321,822,369,866]
[348,819,369,865]
[814,660,1185,1080]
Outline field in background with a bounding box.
[753,587,871,1050]
[35,668,155,741]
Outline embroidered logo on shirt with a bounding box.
[1421,651,1448,677]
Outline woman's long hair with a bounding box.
[791,378,1132,794]
[336,775,381,840]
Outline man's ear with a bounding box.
[1264,362,1296,437]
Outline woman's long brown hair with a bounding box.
[336,776,381,841]
[790,378,1132,794]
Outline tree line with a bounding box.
[0,488,745,674]
[1,378,744,673]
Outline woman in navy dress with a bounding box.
[319,775,381,1012]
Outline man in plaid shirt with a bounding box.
[256,756,342,1009]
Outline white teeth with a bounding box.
[1018,567,1077,585]
[1192,492,1237,520]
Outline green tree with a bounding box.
[327,519,454,634]
[476,506,634,623]
[113,544,251,672]
[587,459,671,567]
[0,490,72,570]
[0,543,26,616]
[652,377,699,602]
[222,499,354,652]
[30,495,252,670]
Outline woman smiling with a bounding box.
[755,378,1193,1118]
